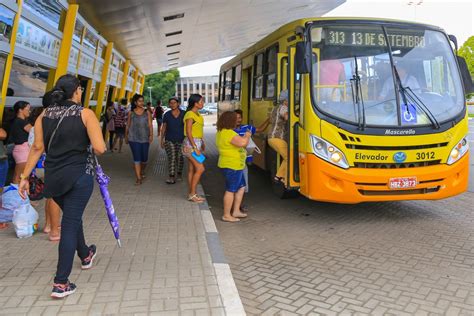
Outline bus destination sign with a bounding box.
[326,29,425,48]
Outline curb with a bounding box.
[197,184,246,316]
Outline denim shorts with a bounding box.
[129,141,150,164]
[221,168,246,193]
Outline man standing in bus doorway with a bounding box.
[268,90,289,185]
[319,59,346,102]
[234,109,270,211]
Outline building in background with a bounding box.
[176,76,218,107]
[0,0,145,126]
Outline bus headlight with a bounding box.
[310,135,349,169]
[447,136,468,165]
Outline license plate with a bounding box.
[389,177,417,190]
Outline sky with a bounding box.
[178,0,473,78]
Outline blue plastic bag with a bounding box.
[2,184,29,211]
[0,208,13,223]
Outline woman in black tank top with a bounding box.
[19,75,106,299]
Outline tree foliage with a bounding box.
[144,69,180,105]
[459,36,474,79]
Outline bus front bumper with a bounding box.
[305,153,469,204]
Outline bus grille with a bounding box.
[346,143,448,150]
[359,186,441,196]
[354,160,442,169]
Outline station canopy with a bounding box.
[76,0,345,74]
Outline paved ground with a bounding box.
[468,118,473,192]
[201,121,474,315]
[0,134,242,315]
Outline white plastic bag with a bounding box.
[246,137,261,155]
[12,204,38,238]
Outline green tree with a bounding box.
[459,36,474,99]
[144,69,180,106]
[459,36,474,79]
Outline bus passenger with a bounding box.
[268,90,289,185]
[112,98,128,153]
[41,91,61,241]
[216,111,251,222]
[319,59,345,101]
[379,64,421,100]
[234,109,270,211]
[154,100,164,137]
[0,127,8,229]
[10,101,32,184]
[126,94,153,185]
[19,74,106,298]
[161,97,185,184]
[183,94,206,203]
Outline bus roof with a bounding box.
[221,17,444,71]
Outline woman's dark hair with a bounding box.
[107,101,115,109]
[156,100,162,106]
[186,94,203,112]
[13,101,30,115]
[42,90,56,108]
[131,94,144,110]
[216,111,237,131]
[120,98,128,106]
[51,74,81,104]
[29,107,43,126]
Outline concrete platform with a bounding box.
[0,137,243,315]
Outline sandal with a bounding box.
[49,234,60,242]
[188,194,205,203]
[273,176,284,183]
[135,179,142,186]
[166,179,176,184]
[222,217,240,223]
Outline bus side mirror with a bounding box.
[448,34,458,52]
[457,56,474,94]
[295,42,311,74]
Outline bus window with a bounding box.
[233,64,242,100]
[280,57,288,92]
[253,53,264,99]
[264,45,278,99]
[220,72,226,101]
[294,72,301,116]
[225,69,233,100]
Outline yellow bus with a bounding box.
[218,17,472,203]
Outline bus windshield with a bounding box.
[310,24,465,127]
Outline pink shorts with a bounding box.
[12,142,30,164]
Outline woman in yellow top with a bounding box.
[183,94,206,203]
[216,111,251,222]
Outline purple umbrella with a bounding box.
[95,159,122,247]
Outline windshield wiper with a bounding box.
[350,56,366,130]
[393,65,440,129]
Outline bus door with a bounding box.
[287,46,301,190]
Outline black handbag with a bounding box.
[28,173,44,201]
